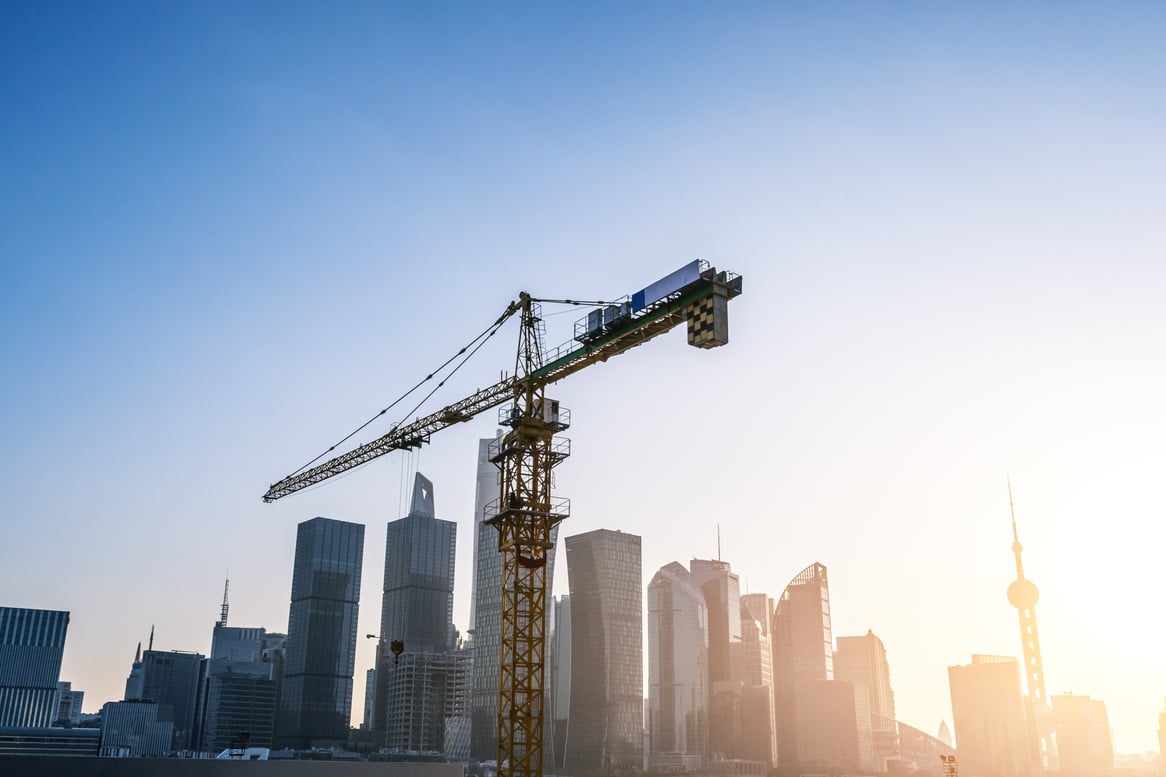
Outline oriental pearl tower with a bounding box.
[1006,479,1052,767]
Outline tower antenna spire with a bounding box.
[148,624,154,652]
[717,524,721,561]
[219,573,230,627]
[1008,474,1019,544]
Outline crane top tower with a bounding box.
[263,260,742,777]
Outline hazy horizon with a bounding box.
[2,1,1164,755]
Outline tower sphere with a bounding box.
[1008,577,1039,609]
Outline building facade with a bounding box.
[136,649,204,750]
[647,562,709,770]
[771,562,833,770]
[738,593,776,766]
[0,607,69,728]
[895,720,956,774]
[564,529,642,775]
[550,594,573,772]
[1051,693,1113,773]
[835,630,897,771]
[377,473,471,759]
[948,655,1037,777]
[279,516,365,748]
[100,700,174,757]
[53,681,84,726]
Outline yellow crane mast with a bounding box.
[263,260,742,777]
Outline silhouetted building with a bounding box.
[895,720,955,775]
[1006,486,1052,767]
[1051,693,1113,774]
[381,473,457,654]
[0,607,69,728]
[100,700,173,757]
[795,678,863,772]
[470,433,560,762]
[738,593,776,765]
[771,562,833,770]
[648,562,708,770]
[937,720,952,747]
[564,529,643,775]
[138,649,204,750]
[948,655,1037,777]
[836,630,897,771]
[376,473,471,759]
[279,516,365,748]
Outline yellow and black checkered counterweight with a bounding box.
[686,285,730,348]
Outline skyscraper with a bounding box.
[380,473,456,654]
[1006,482,1052,766]
[0,607,69,728]
[279,516,364,748]
[771,562,833,769]
[138,649,205,750]
[470,433,560,761]
[688,559,741,686]
[835,630,897,771]
[564,529,643,775]
[647,562,708,771]
[948,654,1037,777]
[738,592,776,766]
[377,472,469,756]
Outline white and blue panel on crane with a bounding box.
[630,260,702,313]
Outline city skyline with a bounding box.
[2,1,1165,756]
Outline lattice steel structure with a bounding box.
[263,264,742,777]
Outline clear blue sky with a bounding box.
[2,1,1164,753]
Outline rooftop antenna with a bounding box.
[717,524,722,561]
[219,573,230,627]
[147,624,154,653]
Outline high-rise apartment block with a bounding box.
[564,529,643,775]
[0,607,69,728]
[948,654,1037,777]
[647,562,709,771]
[279,516,364,748]
[53,681,84,725]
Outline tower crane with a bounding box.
[263,260,743,777]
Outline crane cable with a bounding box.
[283,300,520,480]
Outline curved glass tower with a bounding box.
[647,562,709,766]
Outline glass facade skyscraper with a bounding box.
[376,472,469,756]
[380,472,456,654]
[279,516,364,748]
[563,529,642,775]
[772,562,832,769]
[647,561,708,767]
[0,607,69,728]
